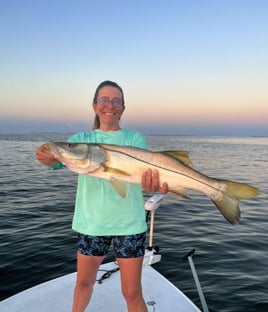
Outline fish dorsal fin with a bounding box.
[162,151,193,167]
[110,178,129,198]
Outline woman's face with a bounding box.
[93,86,125,130]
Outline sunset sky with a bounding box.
[1,0,267,136]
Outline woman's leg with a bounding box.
[71,253,104,312]
[117,257,148,312]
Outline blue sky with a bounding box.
[1,0,267,136]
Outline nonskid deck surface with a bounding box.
[1,262,201,312]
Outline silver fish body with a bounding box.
[47,142,259,225]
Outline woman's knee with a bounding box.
[121,285,142,302]
[75,276,95,291]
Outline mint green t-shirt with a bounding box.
[68,129,148,236]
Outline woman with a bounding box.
[35,80,168,312]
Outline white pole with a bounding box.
[183,249,209,312]
[145,194,164,250]
[149,210,155,249]
[188,255,209,312]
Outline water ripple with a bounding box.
[1,134,268,312]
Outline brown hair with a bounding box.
[92,80,125,130]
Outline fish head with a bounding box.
[47,142,106,174]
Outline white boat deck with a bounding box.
[1,262,201,312]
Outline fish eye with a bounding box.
[66,143,76,148]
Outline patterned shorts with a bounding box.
[77,232,146,258]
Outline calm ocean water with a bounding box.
[0,133,267,311]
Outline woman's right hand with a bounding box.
[141,169,168,194]
[35,144,58,167]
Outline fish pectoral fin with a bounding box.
[110,178,129,198]
[105,166,131,198]
[162,151,193,167]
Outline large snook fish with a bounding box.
[46,142,259,225]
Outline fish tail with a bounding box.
[211,181,259,225]
[225,181,259,199]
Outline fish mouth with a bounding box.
[47,142,58,154]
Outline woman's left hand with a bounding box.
[141,169,168,194]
